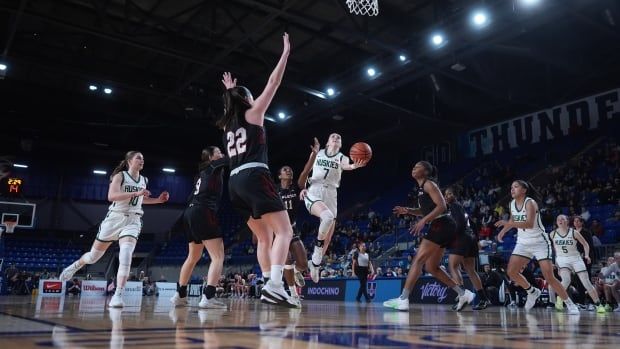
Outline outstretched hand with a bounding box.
[352,159,368,169]
[282,32,290,54]
[310,137,320,154]
[159,191,170,203]
[222,72,237,90]
[299,189,308,201]
[393,206,408,216]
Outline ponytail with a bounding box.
[216,86,252,130]
[419,161,439,183]
[110,151,140,180]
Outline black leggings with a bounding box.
[356,266,370,301]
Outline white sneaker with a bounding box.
[524,288,541,310]
[456,290,475,311]
[198,295,227,309]
[382,297,409,311]
[260,294,277,304]
[566,303,580,315]
[108,294,124,308]
[170,292,188,307]
[59,263,81,282]
[294,269,306,287]
[587,304,596,311]
[261,281,299,308]
[290,295,302,309]
[308,263,320,283]
[613,306,620,312]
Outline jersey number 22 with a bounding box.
[226,128,247,157]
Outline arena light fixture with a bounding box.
[520,0,541,6]
[399,54,407,62]
[93,170,107,175]
[89,85,98,91]
[162,168,176,173]
[103,88,112,94]
[326,88,335,96]
[431,34,445,47]
[13,164,28,168]
[0,64,7,71]
[366,67,376,77]
[471,10,489,27]
[278,112,286,120]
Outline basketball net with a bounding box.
[4,221,16,233]
[346,0,379,16]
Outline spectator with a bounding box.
[480,264,504,305]
[591,219,604,237]
[67,278,81,295]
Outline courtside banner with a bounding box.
[156,282,177,297]
[302,279,346,301]
[81,280,107,297]
[405,276,473,304]
[39,279,65,296]
[124,281,143,296]
[345,278,402,303]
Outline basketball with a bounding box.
[350,142,372,162]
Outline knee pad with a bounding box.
[83,248,105,265]
[117,241,136,277]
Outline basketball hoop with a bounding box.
[346,0,379,16]
[4,221,16,233]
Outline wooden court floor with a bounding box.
[0,295,618,348]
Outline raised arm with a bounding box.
[245,33,290,126]
[297,137,320,189]
[143,191,169,205]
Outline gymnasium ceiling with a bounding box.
[1,0,619,170]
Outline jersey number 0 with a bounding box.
[226,128,247,157]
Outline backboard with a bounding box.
[0,200,36,228]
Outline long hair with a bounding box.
[514,179,542,203]
[216,86,252,130]
[199,146,219,171]
[419,161,439,183]
[110,151,140,180]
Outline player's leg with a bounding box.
[448,254,464,287]
[556,267,572,310]
[319,190,338,254]
[283,253,298,297]
[172,242,203,306]
[539,260,579,313]
[426,246,474,311]
[463,257,489,309]
[60,239,111,281]
[247,217,273,280]
[576,271,604,312]
[305,191,335,282]
[109,235,137,307]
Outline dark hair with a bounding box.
[216,86,252,129]
[111,151,141,180]
[513,179,542,203]
[571,215,585,226]
[419,161,438,182]
[199,146,219,171]
[444,186,459,197]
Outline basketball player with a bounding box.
[600,252,620,312]
[445,187,490,310]
[496,180,579,314]
[171,146,227,309]
[60,151,170,308]
[277,164,309,301]
[300,134,367,283]
[550,214,605,313]
[383,161,475,311]
[217,33,297,308]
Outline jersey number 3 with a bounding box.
[226,128,247,157]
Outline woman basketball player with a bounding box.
[445,187,490,310]
[550,214,605,313]
[299,134,367,283]
[217,33,297,308]
[170,146,227,309]
[383,161,475,311]
[277,164,309,301]
[496,180,579,314]
[60,151,169,308]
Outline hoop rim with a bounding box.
[3,221,17,233]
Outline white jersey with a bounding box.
[108,171,148,215]
[551,228,580,258]
[510,197,546,244]
[308,149,348,188]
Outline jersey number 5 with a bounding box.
[226,128,247,157]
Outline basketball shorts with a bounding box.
[512,236,553,261]
[423,215,457,248]
[96,211,142,242]
[556,256,587,273]
[450,233,479,258]
[183,204,222,243]
[229,167,285,219]
[304,184,338,216]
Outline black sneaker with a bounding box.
[472,299,489,310]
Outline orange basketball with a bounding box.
[349,142,372,162]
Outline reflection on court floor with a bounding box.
[0,295,618,349]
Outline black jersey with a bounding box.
[189,158,227,211]
[448,201,467,234]
[416,179,446,216]
[277,182,300,225]
[223,118,269,171]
